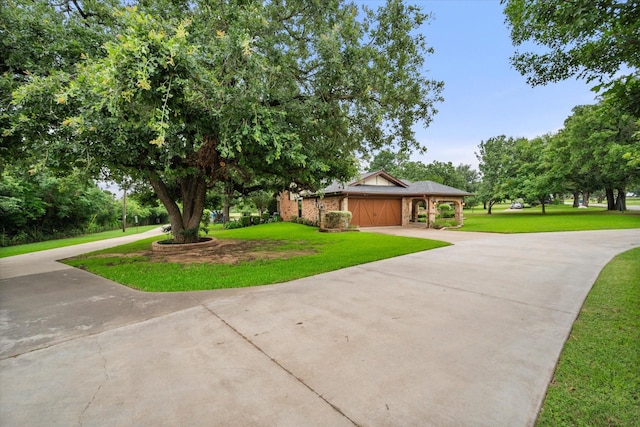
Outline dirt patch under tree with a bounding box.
[88,239,315,265]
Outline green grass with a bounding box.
[63,222,450,292]
[536,247,640,426]
[461,204,640,233]
[0,225,161,258]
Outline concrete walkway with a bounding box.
[1,227,638,426]
[0,226,167,280]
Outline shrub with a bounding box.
[224,220,244,229]
[261,212,270,223]
[324,211,352,229]
[432,219,458,229]
[150,206,169,224]
[304,218,318,227]
[437,203,455,219]
[239,216,251,227]
[288,216,317,227]
[178,227,199,240]
[292,217,317,227]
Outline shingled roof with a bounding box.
[317,170,473,197]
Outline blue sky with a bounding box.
[361,0,599,168]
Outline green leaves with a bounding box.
[7,0,443,240]
[475,135,522,210]
[475,94,639,213]
[557,101,639,192]
[503,0,639,85]
[0,166,120,244]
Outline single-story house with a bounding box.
[278,170,473,228]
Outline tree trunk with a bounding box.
[487,200,494,215]
[615,188,626,211]
[541,200,546,214]
[605,187,615,210]
[222,181,234,225]
[583,192,590,207]
[223,198,230,225]
[572,191,579,207]
[122,188,127,232]
[149,172,207,244]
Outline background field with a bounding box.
[461,203,640,233]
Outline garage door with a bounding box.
[350,198,402,227]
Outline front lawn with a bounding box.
[63,222,449,292]
[536,247,640,426]
[461,204,640,233]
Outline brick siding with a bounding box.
[279,191,465,228]
[278,191,343,225]
[278,191,299,220]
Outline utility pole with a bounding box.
[122,187,127,232]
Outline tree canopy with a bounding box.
[503,0,639,86]
[475,95,639,213]
[5,0,444,243]
[475,135,521,214]
[501,0,640,206]
[553,100,639,209]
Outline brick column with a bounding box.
[402,198,411,226]
[454,199,464,225]
[319,209,326,229]
[428,197,438,228]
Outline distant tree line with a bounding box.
[483,0,640,214]
[475,92,640,214]
[0,167,168,246]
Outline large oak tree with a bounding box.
[553,102,638,210]
[503,0,640,168]
[7,0,443,243]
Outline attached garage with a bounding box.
[279,169,472,229]
[349,198,402,227]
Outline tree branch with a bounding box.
[70,0,88,20]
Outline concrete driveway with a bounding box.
[1,227,638,426]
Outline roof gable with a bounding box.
[350,170,408,188]
[315,170,473,197]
